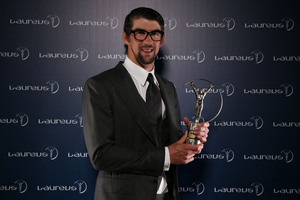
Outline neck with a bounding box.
[139,62,154,72]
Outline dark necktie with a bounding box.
[146,74,166,193]
[146,73,162,123]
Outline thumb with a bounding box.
[183,117,190,127]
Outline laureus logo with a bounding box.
[0,180,28,193]
[74,180,88,194]
[47,14,60,28]
[221,149,235,162]
[8,80,59,94]
[214,182,264,196]
[98,52,125,60]
[164,17,177,30]
[15,180,28,194]
[69,16,118,29]
[251,50,264,64]
[273,121,300,128]
[46,80,59,94]
[244,83,293,97]
[76,48,89,61]
[251,182,264,196]
[39,48,89,61]
[45,146,59,160]
[193,50,205,63]
[201,82,234,97]
[214,116,263,129]
[0,47,30,60]
[192,181,205,195]
[0,113,29,126]
[186,17,235,31]
[250,116,264,130]
[244,149,294,163]
[75,113,83,127]
[273,55,300,62]
[214,50,264,64]
[17,47,30,60]
[156,50,205,63]
[223,17,235,31]
[179,181,205,195]
[244,17,294,31]
[10,14,60,28]
[280,83,293,97]
[107,16,119,29]
[221,83,235,96]
[281,18,294,31]
[7,146,59,160]
[16,113,29,126]
[38,113,83,127]
[281,149,294,163]
[273,187,300,195]
[37,180,88,194]
[195,149,235,162]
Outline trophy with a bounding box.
[184,79,223,145]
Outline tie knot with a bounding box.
[147,73,155,84]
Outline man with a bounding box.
[82,7,209,200]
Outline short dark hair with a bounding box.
[123,7,164,54]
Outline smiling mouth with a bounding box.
[142,48,153,53]
[141,45,154,54]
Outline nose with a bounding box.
[143,33,153,44]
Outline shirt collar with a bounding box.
[123,56,157,86]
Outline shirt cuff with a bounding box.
[164,147,170,171]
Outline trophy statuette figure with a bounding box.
[184,79,223,145]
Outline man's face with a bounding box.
[123,18,165,71]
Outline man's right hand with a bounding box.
[168,131,204,165]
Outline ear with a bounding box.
[123,32,130,46]
[159,35,165,47]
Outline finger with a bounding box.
[196,132,208,139]
[184,143,203,152]
[187,155,195,162]
[198,122,210,128]
[188,144,204,154]
[193,127,209,137]
[183,155,195,164]
[199,136,207,143]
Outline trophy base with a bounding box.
[186,137,201,145]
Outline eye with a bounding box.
[151,31,161,36]
[136,30,146,35]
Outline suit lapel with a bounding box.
[156,74,181,144]
[112,62,159,146]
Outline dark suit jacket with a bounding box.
[82,62,182,200]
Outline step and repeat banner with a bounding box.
[1,0,299,199]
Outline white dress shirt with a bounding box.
[123,56,170,194]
